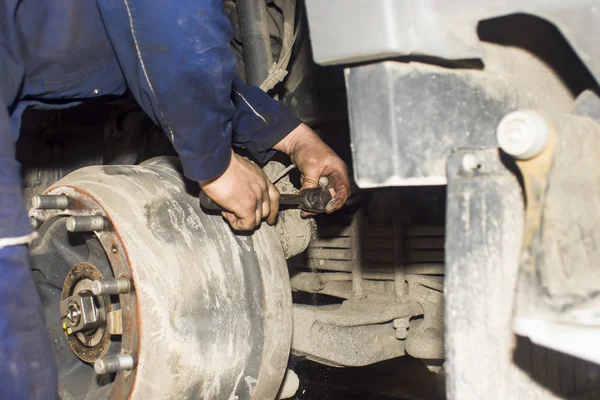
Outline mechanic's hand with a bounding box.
[274,123,351,217]
[199,150,280,230]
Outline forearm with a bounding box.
[230,76,301,162]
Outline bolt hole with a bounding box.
[111,246,117,254]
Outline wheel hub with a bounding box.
[60,262,112,361]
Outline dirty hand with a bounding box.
[274,123,351,217]
[199,150,280,230]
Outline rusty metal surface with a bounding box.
[61,262,112,363]
[31,157,292,400]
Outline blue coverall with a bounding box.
[0,0,300,398]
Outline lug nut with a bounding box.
[94,354,135,375]
[66,215,105,232]
[497,110,550,160]
[91,277,131,296]
[32,195,69,210]
[66,304,81,325]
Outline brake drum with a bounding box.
[29,157,292,400]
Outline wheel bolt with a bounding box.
[91,277,131,296]
[32,195,69,210]
[30,216,41,230]
[66,215,105,232]
[66,304,81,325]
[94,354,135,375]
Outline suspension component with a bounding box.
[60,289,100,335]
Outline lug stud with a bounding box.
[32,195,69,210]
[66,215,105,232]
[91,277,131,296]
[94,354,135,375]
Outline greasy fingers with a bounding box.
[200,151,272,231]
[277,124,351,216]
[267,183,280,225]
[325,170,351,214]
[224,210,255,231]
[300,175,319,190]
[261,188,271,222]
[297,155,350,215]
[222,212,240,230]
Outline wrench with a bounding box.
[199,187,333,214]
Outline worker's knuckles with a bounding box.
[269,189,281,208]
[261,201,271,218]
[236,215,257,231]
[231,195,258,217]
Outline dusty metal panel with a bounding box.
[304,0,483,65]
[345,62,518,188]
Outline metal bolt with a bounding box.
[60,293,99,334]
[66,215,105,232]
[461,153,480,172]
[30,216,41,230]
[32,195,69,210]
[91,277,131,296]
[66,304,81,325]
[94,354,135,375]
[393,318,410,340]
[497,110,550,160]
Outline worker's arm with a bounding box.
[96,0,289,230]
[230,76,301,161]
[96,0,300,181]
[97,0,349,229]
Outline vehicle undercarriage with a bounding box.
[18,1,600,399]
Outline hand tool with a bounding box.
[199,187,333,214]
